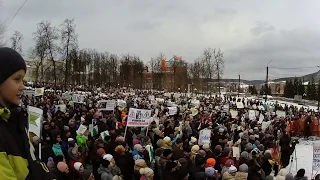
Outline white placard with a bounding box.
[28,106,43,137]
[236,102,244,109]
[232,147,240,158]
[258,114,264,124]
[98,100,116,111]
[127,108,152,127]
[249,110,256,120]
[76,124,87,135]
[276,110,286,118]
[223,104,229,112]
[313,144,320,171]
[34,87,45,96]
[261,121,271,131]
[198,129,211,145]
[148,95,155,101]
[168,107,178,115]
[230,110,238,118]
[55,104,66,113]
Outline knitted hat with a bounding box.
[205,167,216,177]
[240,151,249,160]
[285,173,294,180]
[225,159,234,167]
[97,148,106,157]
[133,139,140,146]
[239,164,248,172]
[163,149,173,157]
[134,144,143,151]
[103,154,113,161]
[163,136,171,143]
[202,143,210,150]
[191,145,200,153]
[135,159,146,167]
[74,162,82,171]
[206,158,216,167]
[228,165,237,173]
[198,150,206,157]
[47,157,55,170]
[0,47,26,85]
[139,167,154,177]
[57,162,69,173]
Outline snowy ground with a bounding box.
[285,137,320,179]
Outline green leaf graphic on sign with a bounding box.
[93,128,98,136]
[29,112,40,127]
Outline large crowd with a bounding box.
[20,89,320,180]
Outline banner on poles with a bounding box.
[127,108,151,127]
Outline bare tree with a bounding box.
[0,1,6,47]
[60,18,78,89]
[149,53,165,90]
[10,31,23,53]
[213,49,224,95]
[39,21,59,88]
[202,48,217,94]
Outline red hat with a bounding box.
[205,158,216,168]
[97,148,105,157]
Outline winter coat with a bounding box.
[235,172,248,180]
[98,167,113,180]
[222,172,236,180]
[294,176,308,180]
[0,106,52,180]
[52,143,64,157]
[114,153,134,180]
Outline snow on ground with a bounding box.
[285,137,320,179]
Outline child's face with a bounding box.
[0,70,25,107]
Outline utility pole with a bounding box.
[265,60,272,102]
[238,69,243,97]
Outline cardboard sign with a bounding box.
[230,110,238,118]
[236,102,244,109]
[127,108,151,127]
[28,106,43,137]
[313,144,320,170]
[34,87,45,96]
[168,107,177,115]
[198,129,211,145]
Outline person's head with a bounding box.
[176,138,183,148]
[74,162,84,173]
[0,47,26,108]
[57,162,69,173]
[101,159,111,168]
[134,144,144,153]
[55,135,62,143]
[162,149,173,159]
[296,169,305,177]
[103,154,115,164]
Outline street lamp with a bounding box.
[238,69,243,97]
[265,60,272,102]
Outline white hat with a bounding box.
[103,154,113,161]
[74,162,82,171]
[68,138,74,142]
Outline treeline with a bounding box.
[7,19,225,92]
[284,77,320,101]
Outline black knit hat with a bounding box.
[0,47,26,85]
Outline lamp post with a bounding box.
[265,60,272,102]
[238,69,243,97]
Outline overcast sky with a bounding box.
[1,0,320,80]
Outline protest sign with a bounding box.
[34,87,44,96]
[198,129,211,145]
[28,106,43,137]
[232,147,240,158]
[249,110,256,120]
[276,110,286,118]
[313,144,320,171]
[236,102,244,109]
[168,107,177,115]
[55,104,66,113]
[127,108,151,127]
[230,110,238,118]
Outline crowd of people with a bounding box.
[1,47,319,180]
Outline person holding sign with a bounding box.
[0,48,51,179]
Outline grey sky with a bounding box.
[1,0,320,80]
